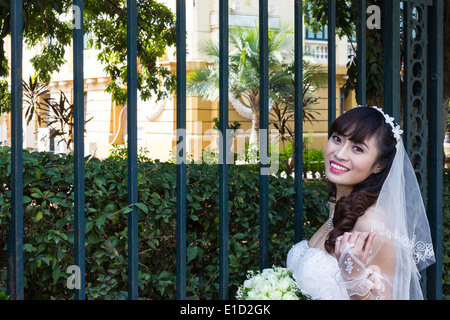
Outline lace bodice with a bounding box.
[286,240,349,300]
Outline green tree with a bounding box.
[303,0,384,106]
[444,0,450,129]
[22,76,93,153]
[0,0,176,114]
[84,0,176,105]
[187,24,322,145]
[304,0,449,130]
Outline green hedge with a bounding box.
[443,167,450,300]
[0,146,329,299]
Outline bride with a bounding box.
[287,105,435,300]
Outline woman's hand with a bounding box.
[335,231,376,265]
[334,231,377,299]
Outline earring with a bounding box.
[374,165,383,174]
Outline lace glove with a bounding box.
[337,243,375,298]
[335,232,381,299]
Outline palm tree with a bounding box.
[269,59,324,146]
[187,24,322,146]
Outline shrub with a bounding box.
[0,146,328,299]
[278,139,325,179]
[443,168,450,299]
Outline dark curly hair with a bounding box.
[324,106,398,254]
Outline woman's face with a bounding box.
[324,132,381,193]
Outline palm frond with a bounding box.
[187,22,324,144]
[187,66,220,101]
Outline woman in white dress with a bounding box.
[287,105,435,300]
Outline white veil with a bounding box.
[365,106,435,300]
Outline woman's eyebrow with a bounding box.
[351,139,370,150]
[360,141,369,149]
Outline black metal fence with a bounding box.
[6,0,444,300]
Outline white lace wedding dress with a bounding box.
[286,240,350,300]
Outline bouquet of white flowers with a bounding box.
[236,266,306,300]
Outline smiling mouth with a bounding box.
[330,160,350,173]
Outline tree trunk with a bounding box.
[250,110,259,146]
[249,92,260,146]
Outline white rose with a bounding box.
[281,292,299,300]
[278,277,292,291]
[243,279,252,288]
[268,290,283,300]
[259,282,272,294]
[256,276,266,288]
[246,290,259,300]
[266,274,278,286]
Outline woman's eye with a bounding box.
[332,135,341,142]
[353,146,364,153]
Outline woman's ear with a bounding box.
[373,163,384,174]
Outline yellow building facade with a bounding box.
[0,0,357,162]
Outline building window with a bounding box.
[305,25,328,41]
[210,13,280,29]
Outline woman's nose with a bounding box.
[334,143,350,161]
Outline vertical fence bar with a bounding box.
[294,0,303,243]
[328,0,336,127]
[403,2,428,199]
[426,0,443,300]
[73,0,86,300]
[176,0,187,300]
[7,0,24,300]
[218,0,229,300]
[259,0,269,271]
[402,0,411,150]
[382,0,400,122]
[356,0,367,106]
[126,0,139,300]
